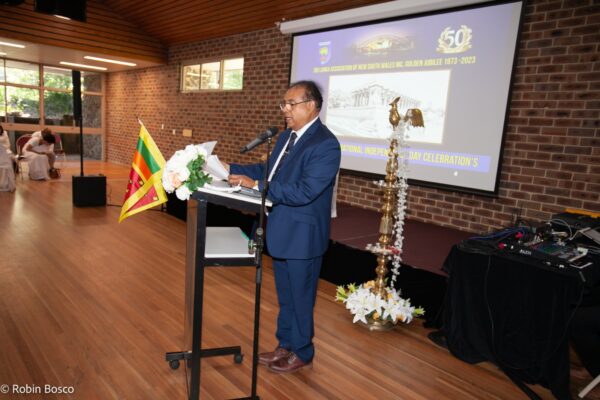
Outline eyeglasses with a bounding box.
[279,99,311,111]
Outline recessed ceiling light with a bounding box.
[84,56,136,67]
[54,15,71,20]
[0,41,25,49]
[59,61,107,71]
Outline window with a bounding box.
[6,60,39,86]
[82,72,102,92]
[0,57,104,160]
[223,58,244,90]
[7,86,40,124]
[201,62,220,90]
[182,65,200,91]
[43,66,72,89]
[182,57,244,92]
[0,59,103,127]
[43,66,74,126]
[44,89,73,125]
[0,86,5,121]
[82,94,102,128]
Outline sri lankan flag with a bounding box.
[119,122,167,222]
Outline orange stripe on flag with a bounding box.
[132,150,152,180]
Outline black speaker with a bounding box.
[72,70,82,121]
[72,175,106,207]
[35,0,86,22]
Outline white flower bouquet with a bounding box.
[335,280,424,325]
[162,144,212,200]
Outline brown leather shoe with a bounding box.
[258,347,289,365]
[267,352,312,374]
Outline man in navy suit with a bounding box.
[224,80,341,373]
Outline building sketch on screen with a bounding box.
[325,71,450,143]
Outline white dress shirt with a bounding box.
[268,116,318,182]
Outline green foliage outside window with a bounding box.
[223,58,243,90]
[43,68,72,90]
[44,91,73,125]
[6,61,39,86]
[1,59,102,129]
[7,87,40,120]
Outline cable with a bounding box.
[470,227,524,241]
[548,219,574,239]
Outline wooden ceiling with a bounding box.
[102,0,392,45]
[0,0,391,71]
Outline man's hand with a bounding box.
[228,174,255,188]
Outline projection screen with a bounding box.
[290,1,524,194]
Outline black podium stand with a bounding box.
[166,187,270,400]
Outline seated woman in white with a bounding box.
[23,131,56,180]
[0,124,15,161]
[31,128,56,169]
[0,145,15,192]
[1,124,18,174]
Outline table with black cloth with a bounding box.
[440,241,600,400]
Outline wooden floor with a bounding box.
[0,161,597,400]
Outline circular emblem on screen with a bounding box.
[436,25,472,54]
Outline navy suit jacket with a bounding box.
[231,118,341,260]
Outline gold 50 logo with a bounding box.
[436,25,472,54]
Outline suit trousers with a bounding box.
[272,256,322,363]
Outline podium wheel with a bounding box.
[234,353,243,364]
[169,360,181,370]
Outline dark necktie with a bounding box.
[273,131,297,177]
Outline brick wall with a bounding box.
[106,0,599,234]
[106,27,291,167]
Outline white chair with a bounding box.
[0,146,16,192]
[578,374,600,398]
[15,134,32,181]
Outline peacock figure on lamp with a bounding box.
[336,97,425,331]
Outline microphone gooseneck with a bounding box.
[240,127,278,154]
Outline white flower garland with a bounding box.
[390,121,409,284]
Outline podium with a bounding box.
[166,187,271,400]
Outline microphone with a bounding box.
[240,127,278,153]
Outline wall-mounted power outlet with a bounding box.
[172,129,176,135]
[182,129,192,137]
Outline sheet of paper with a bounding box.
[204,154,229,181]
[204,179,240,193]
[199,141,217,156]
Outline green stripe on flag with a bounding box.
[136,138,161,174]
